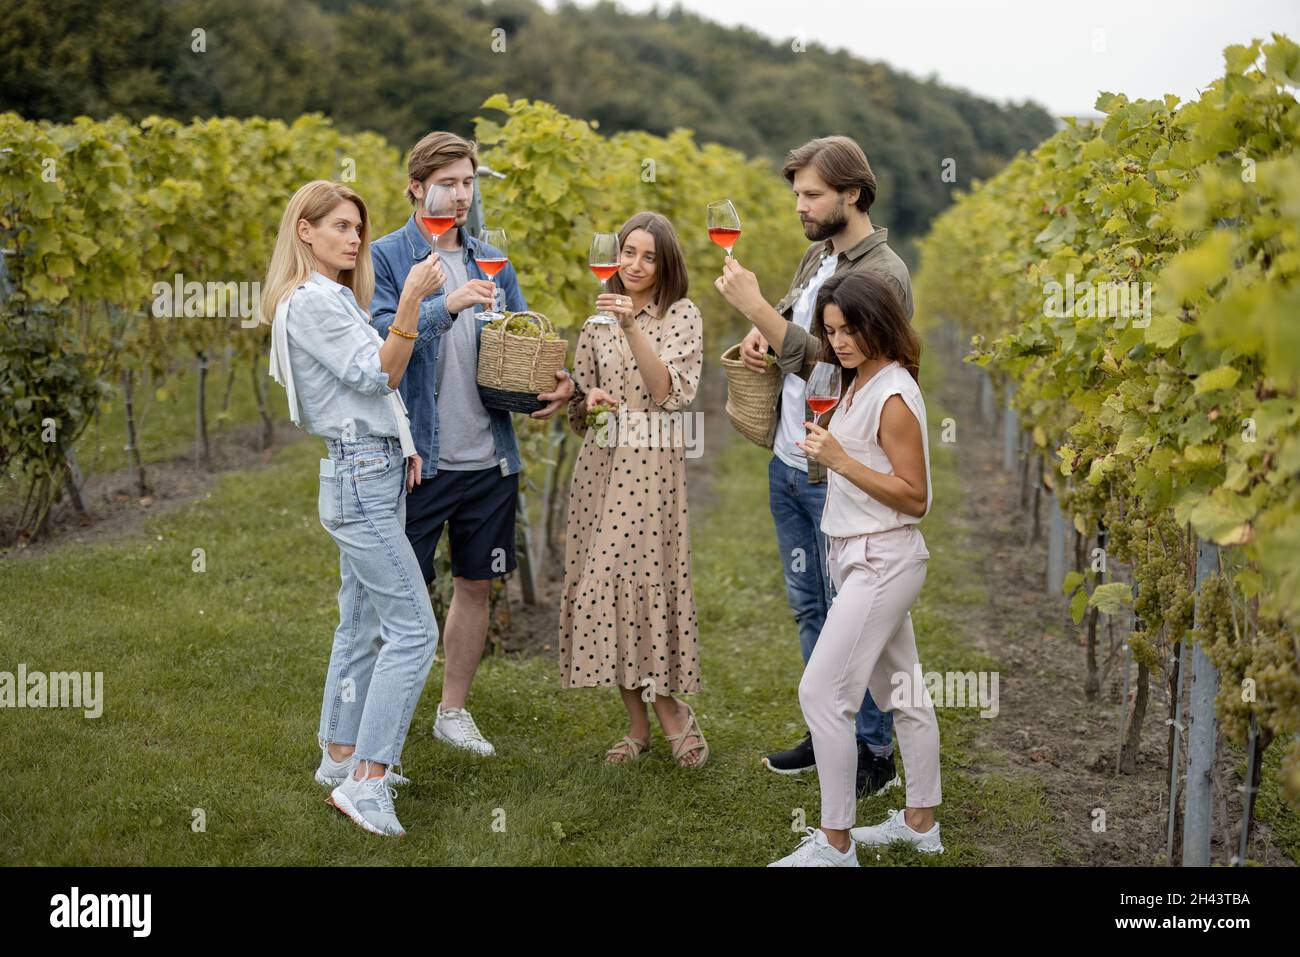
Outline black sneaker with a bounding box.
[856,745,902,798]
[762,731,816,775]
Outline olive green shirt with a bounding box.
[769,226,914,483]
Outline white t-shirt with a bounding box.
[773,252,838,470]
[820,360,932,537]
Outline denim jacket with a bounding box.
[370,213,528,480]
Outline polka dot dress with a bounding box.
[558,298,704,694]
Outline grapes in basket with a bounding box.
[483,311,561,341]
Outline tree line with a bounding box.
[0,0,1058,247]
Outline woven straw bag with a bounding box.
[720,342,782,447]
[476,311,568,413]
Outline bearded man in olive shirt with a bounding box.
[715,135,915,798]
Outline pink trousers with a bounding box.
[798,524,940,829]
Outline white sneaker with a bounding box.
[768,828,859,867]
[314,746,354,788]
[850,809,944,854]
[433,704,496,757]
[314,746,411,788]
[385,766,411,787]
[328,772,405,838]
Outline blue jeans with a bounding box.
[768,455,894,755]
[316,436,439,767]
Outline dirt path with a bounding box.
[935,339,1294,866]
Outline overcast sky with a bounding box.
[542,0,1300,117]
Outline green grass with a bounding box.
[0,355,1067,866]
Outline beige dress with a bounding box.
[559,297,704,694]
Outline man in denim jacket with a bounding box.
[370,131,574,758]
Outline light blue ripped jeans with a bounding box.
[316,435,439,768]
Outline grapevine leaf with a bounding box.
[1087,582,1134,616]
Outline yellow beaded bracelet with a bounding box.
[388,325,419,340]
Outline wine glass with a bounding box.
[419,184,457,245]
[805,362,843,418]
[796,362,842,460]
[475,227,509,321]
[707,200,741,257]
[586,232,621,326]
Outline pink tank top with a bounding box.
[820,360,932,537]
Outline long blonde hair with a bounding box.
[260,180,375,325]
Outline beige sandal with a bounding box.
[665,698,709,769]
[605,734,650,764]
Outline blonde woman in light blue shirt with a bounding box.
[262,180,448,838]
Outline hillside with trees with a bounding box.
[1,0,1057,242]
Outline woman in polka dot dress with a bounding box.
[559,211,709,768]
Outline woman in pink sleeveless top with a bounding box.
[769,270,941,867]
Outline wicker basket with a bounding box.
[720,342,782,447]
[476,311,568,413]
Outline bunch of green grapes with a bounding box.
[1130,530,1195,676]
[1099,491,1138,567]
[484,312,561,341]
[1197,572,1253,746]
[1197,572,1300,754]
[585,402,618,429]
